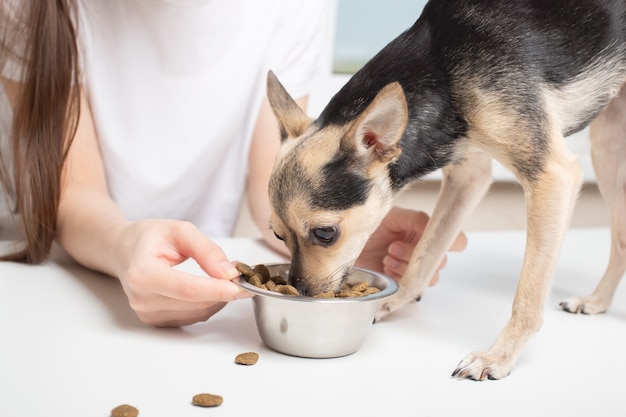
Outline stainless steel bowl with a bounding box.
[236,263,398,358]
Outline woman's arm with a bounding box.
[56,91,248,327]
[56,92,129,275]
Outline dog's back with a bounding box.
[318,0,626,186]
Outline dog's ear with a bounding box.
[346,82,407,164]
[266,71,312,142]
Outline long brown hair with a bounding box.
[0,0,80,263]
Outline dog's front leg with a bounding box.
[453,140,583,380]
[375,149,493,321]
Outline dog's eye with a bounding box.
[312,226,338,245]
[273,231,284,241]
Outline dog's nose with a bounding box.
[290,276,312,296]
[288,262,314,295]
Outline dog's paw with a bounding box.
[374,287,422,322]
[451,352,512,381]
[559,295,609,315]
[374,299,397,322]
[374,293,409,322]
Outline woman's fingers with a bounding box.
[450,231,468,252]
[165,221,240,279]
[126,263,249,304]
[383,240,454,285]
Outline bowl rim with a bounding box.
[234,263,398,303]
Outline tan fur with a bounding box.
[271,192,394,294]
[377,82,588,379]
[299,127,348,177]
[267,73,405,294]
[549,52,626,131]
[267,62,626,380]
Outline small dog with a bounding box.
[265,0,626,380]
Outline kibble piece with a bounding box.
[313,290,336,298]
[265,280,277,292]
[236,262,254,277]
[111,404,139,417]
[275,284,299,296]
[337,290,363,298]
[350,281,369,292]
[248,274,263,288]
[253,264,271,283]
[235,351,259,365]
[271,275,287,285]
[192,393,223,408]
[362,286,381,295]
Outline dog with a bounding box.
[265,0,626,380]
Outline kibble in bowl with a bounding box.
[235,263,398,358]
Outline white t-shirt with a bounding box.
[0,0,335,240]
[0,85,19,240]
[77,0,335,237]
[0,0,24,240]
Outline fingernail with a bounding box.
[219,261,240,279]
[384,255,400,269]
[235,290,253,299]
[389,243,405,257]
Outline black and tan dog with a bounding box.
[265,0,626,380]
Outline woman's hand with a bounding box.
[354,207,467,285]
[115,219,249,327]
[56,91,249,328]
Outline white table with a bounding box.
[1,229,625,417]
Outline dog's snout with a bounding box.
[288,269,332,297]
[293,280,312,297]
[288,273,314,297]
[287,267,304,292]
[288,269,348,297]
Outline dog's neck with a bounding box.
[317,21,467,191]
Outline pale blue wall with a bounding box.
[334,0,428,73]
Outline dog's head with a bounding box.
[265,71,409,295]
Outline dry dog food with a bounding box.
[192,393,223,407]
[111,404,139,417]
[235,351,259,365]
[110,348,260,414]
[237,262,380,297]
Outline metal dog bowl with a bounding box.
[236,263,398,358]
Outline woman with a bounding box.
[0,0,467,327]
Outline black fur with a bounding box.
[314,154,372,210]
[269,144,372,215]
[317,0,626,186]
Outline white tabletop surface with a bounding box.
[1,228,625,417]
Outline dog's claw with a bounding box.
[451,366,495,381]
[451,367,474,380]
[559,300,582,314]
[374,300,397,322]
[559,296,609,315]
[375,289,421,321]
[451,364,476,380]
[452,353,512,381]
